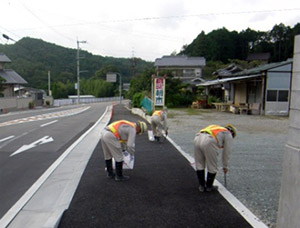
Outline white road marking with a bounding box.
[40,120,58,127]
[0,106,111,228]
[10,136,54,157]
[0,106,90,128]
[166,136,268,228]
[0,136,15,143]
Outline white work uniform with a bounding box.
[194,130,233,173]
[101,123,136,162]
[151,111,168,137]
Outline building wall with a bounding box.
[233,82,247,104]
[277,35,300,228]
[3,85,14,97]
[0,97,33,113]
[265,64,292,115]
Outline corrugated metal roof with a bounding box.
[233,59,292,76]
[0,69,28,84]
[155,56,206,67]
[196,59,293,87]
[0,53,11,63]
[196,74,262,86]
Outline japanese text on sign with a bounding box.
[155,78,165,106]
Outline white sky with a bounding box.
[1,0,300,62]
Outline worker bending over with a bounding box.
[150,107,168,142]
[194,124,237,192]
[101,120,147,181]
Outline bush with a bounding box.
[207,96,221,105]
[28,101,34,109]
[132,91,147,108]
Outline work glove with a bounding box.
[223,167,228,174]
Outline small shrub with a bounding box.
[28,101,34,109]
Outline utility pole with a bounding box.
[76,39,87,104]
[48,71,51,96]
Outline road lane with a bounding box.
[0,102,112,219]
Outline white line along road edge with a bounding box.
[131,107,268,228]
[0,105,112,228]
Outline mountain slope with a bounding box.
[0,37,153,89]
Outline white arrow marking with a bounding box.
[10,136,54,157]
[0,136,15,143]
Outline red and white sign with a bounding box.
[154,78,165,106]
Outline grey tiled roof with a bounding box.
[0,53,11,63]
[155,56,206,67]
[0,69,28,84]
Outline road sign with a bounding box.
[106,73,117,82]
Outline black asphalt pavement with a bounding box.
[58,104,252,228]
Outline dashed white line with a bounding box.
[0,136,15,143]
[40,120,58,127]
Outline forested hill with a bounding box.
[180,23,300,63]
[0,37,153,89]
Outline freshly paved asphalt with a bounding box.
[58,104,252,228]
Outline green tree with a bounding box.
[93,65,120,80]
[127,68,154,99]
[81,78,114,97]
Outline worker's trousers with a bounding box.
[101,130,123,162]
[194,133,219,173]
[151,115,163,137]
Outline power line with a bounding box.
[17,0,75,42]
[32,7,300,26]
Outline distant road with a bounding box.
[0,102,111,219]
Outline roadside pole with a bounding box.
[277,34,300,228]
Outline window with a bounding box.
[267,90,277,101]
[266,90,289,102]
[278,90,288,102]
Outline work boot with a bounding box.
[196,170,205,192]
[115,161,129,181]
[206,172,218,192]
[105,159,115,179]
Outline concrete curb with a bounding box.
[2,106,113,228]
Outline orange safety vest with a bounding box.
[153,110,163,118]
[200,125,228,145]
[107,120,136,140]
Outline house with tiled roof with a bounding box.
[154,55,206,84]
[0,53,27,97]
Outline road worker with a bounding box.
[194,124,237,192]
[101,120,147,181]
[150,107,168,142]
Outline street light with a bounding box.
[2,34,16,42]
[76,39,87,104]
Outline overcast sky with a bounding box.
[1,0,300,62]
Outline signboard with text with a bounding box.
[106,73,117,82]
[154,78,165,106]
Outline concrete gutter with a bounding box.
[1,106,113,228]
